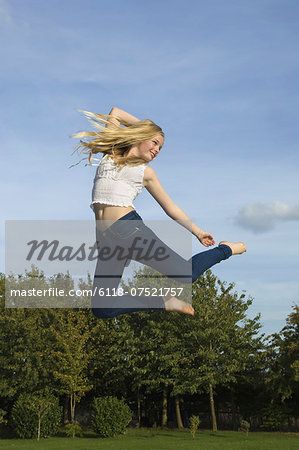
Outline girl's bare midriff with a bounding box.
[93,203,134,231]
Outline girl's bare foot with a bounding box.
[164,297,194,316]
[219,241,247,255]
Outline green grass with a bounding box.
[0,428,298,450]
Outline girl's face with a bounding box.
[129,135,164,162]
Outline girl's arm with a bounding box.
[106,107,140,128]
[143,166,215,247]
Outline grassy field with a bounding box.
[0,429,298,450]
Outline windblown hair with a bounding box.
[72,110,164,168]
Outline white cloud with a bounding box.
[234,201,299,233]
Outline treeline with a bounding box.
[0,270,298,434]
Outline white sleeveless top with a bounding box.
[90,154,147,210]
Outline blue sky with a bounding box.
[1,0,298,335]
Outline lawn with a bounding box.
[0,429,298,450]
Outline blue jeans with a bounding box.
[92,210,232,319]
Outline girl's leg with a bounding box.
[92,214,244,319]
[121,222,233,284]
[92,228,165,319]
[190,244,232,283]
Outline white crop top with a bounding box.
[90,154,147,210]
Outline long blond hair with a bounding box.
[72,110,164,168]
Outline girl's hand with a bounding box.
[197,231,215,247]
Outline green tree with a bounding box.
[0,270,84,400]
[186,270,263,432]
[30,395,55,441]
[49,309,94,423]
[126,311,189,428]
[11,392,61,439]
[0,270,105,425]
[0,274,56,399]
[267,305,299,399]
[99,267,263,431]
[264,304,299,420]
[113,264,194,428]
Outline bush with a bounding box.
[11,393,62,439]
[189,415,201,438]
[239,419,250,436]
[65,421,83,438]
[261,404,288,431]
[91,396,132,438]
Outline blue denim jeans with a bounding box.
[92,210,232,319]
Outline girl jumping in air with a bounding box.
[73,107,246,319]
